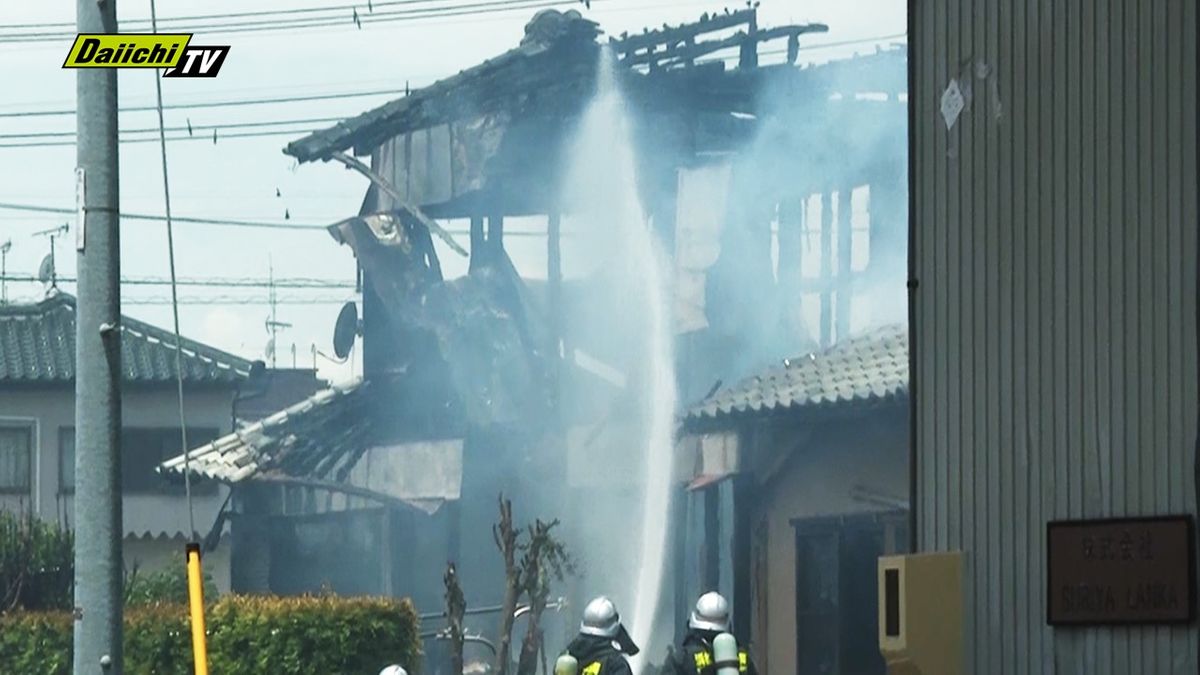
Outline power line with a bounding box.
[0,201,327,229]
[1,0,583,42]
[0,127,324,148]
[0,202,573,236]
[0,116,347,140]
[0,274,355,289]
[3,0,542,30]
[122,295,356,306]
[0,88,407,118]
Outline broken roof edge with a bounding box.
[281,8,834,165]
[157,378,367,482]
[282,12,602,164]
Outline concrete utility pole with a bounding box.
[73,0,122,672]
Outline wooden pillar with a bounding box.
[703,486,720,591]
[548,212,563,364]
[731,475,754,642]
[469,216,485,273]
[836,186,853,341]
[777,197,804,305]
[447,498,462,566]
[488,212,504,258]
[672,483,690,643]
[819,191,833,348]
[380,505,394,596]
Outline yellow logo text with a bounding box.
[63,34,191,68]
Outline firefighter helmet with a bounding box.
[580,596,621,638]
[689,592,731,633]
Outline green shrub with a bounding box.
[0,594,422,675]
[124,564,219,608]
[0,511,74,612]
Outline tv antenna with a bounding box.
[0,239,11,303]
[263,260,291,368]
[32,224,69,294]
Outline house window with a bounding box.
[793,512,908,675]
[0,425,33,494]
[59,427,219,495]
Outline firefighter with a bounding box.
[563,596,640,675]
[667,592,758,675]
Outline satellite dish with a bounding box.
[37,254,55,284]
[332,301,359,360]
[264,337,275,361]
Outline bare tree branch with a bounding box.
[495,495,520,675]
[444,562,467,675]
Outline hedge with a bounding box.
[0,595,421,675]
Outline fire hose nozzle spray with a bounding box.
[713,633,740,675]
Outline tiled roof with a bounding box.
[0,292,254,384]
[685,324,908,421]
[160,380,371,484]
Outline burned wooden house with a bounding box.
[161,6,908,668]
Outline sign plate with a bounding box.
[1047,516,1196,625]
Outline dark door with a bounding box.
[794,512,908,675]
[795,529,840,675]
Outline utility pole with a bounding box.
[74,0,122,672]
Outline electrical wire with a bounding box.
[0,201,326,229]
[0,202,578,236]
[150,0,194,542]
[0,127,323,148]
[0,273,354,288]
[3,0,557,30]
[0,116,347,140]
[5,0,516,29]
[0,88,406,118]
[0,0,583,42]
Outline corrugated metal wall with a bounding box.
[910,0,1199,673]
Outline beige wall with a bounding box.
[747,406,907,675]
[0,385,235,592]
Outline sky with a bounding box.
[0,0,906,384]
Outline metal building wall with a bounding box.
[910,0,1199,673]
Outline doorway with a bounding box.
[793,511,908,675]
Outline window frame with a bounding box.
[57,425,220,496]
[0,421,35,496]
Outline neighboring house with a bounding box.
[0,291,264,593]
[677,324,909,675]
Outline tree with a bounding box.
[493,495,520,675]
[515,519,574,675]
[444,562,467,675]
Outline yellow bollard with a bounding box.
[185,543,210,675]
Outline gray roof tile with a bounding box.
[0,292,253,384]
[685,323,908,421]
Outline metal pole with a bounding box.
[74,0,122,672]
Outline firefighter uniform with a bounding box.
[668,631,757,675]
[563,596,639,675]
[667,592,759,675]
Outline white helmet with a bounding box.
[578,596,640,656]
[579,596,621,638]
[689,592,731,633]
[379,666,407,675]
